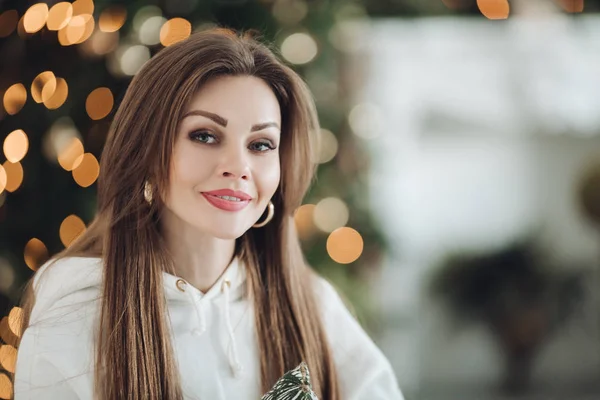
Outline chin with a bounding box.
[196,223,250,240]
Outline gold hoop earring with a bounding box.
[253,201,274,228]
[144,181,153,204]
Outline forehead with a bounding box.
[185,75,282,124]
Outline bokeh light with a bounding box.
[72,153,100,187]
[2,162,23,193]
[43,77,68,109]
[7,307,22,338]
[3,129,29,163]
[294,204,317,240]
[24,238,49,271]
[272,0,308,25]
[139,16,167,45]
[160,18,192,47]
[31,71,57,104]
[60,214,86,247]
[317,128,338,164]
[86,87,114,120]
[57,137,84,171]
[326,227,364,264]
[0,10,19,38]
[133,6,163,32]
[314,197,349,233]
[72,0,94,17]
[47,2,73,31]
[348,103,385,139]
[476,0,510,19]
[3,83,27,115]
[99,6,127,32]
[80,30,120,57]
[116,45,151,76]
[557,0,584,12]
[0,165,6,194]
[0,345,17,373]
[23,3,49,34]
[44,118,82,164]
[0,372,11,399]
[0,259,14,293]
[281,32,318,65]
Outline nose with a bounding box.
[217,142,251,181]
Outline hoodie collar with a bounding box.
[162,256,246,302]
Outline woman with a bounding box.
[14,29,403,400]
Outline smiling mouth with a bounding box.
[201,193,251,212]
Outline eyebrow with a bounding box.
[182,109,280,131]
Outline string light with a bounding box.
[476,0,510,19]
[281,32,318,65]
[86,87,114,120]
[3,129,29,163]
[47,2,73,31]
[23,3,49,34]
[2,83,27,115]
[314,197,349,233]
[294,204,317,240]
[0,10,19,38]
[1,161,23,193]
[160,18,192,46]
[72,153,100,187]
[43,77,68,109]
[326,227,364,264]
[24,238,49,271]
[57,137,84,171]
[99,6,127,32]
[59,214,86,247]
[31,71,57,104]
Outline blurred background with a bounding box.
[1,0,599,399]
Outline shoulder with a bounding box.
[30,256,103,327]
[310,274,404,399]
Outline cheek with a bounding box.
[258,160,281,198]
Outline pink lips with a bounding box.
[201,189,252,212]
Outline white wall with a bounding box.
[358,16,600,396]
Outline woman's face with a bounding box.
[164,75,282,239]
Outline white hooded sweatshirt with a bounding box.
[14,256,403,400]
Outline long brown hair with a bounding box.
[18,29,340,399]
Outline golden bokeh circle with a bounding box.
[3,129,29,163]
[0,372,11,399]
[0,344,17,373]
[0,10,19,38]
[57,137,84,171]
[43,77,68,109]
[24,238,49,271]
[0,165,6,194]
[2,161,23,193]
[59,214,86,247]
[31,71,57,104]
[23,3,49,34]
[294,204,317,240]
[72,0,94,16]
[99,6,127,32]
[86,87,114,120]
[72,153,100,187]
[47,2,73,31]
[476,0,510,19]
[2,83,27,115]
[7,307,22,338]
[160,18,192,47]
[326,227,364,264]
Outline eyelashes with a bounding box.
[188,130,278,153]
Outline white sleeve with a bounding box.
[14,325,81,400]
[316,277,405,400]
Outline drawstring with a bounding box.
[185,289,206,336]
[222,279,243,378]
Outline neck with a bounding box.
[160,210,235,293]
